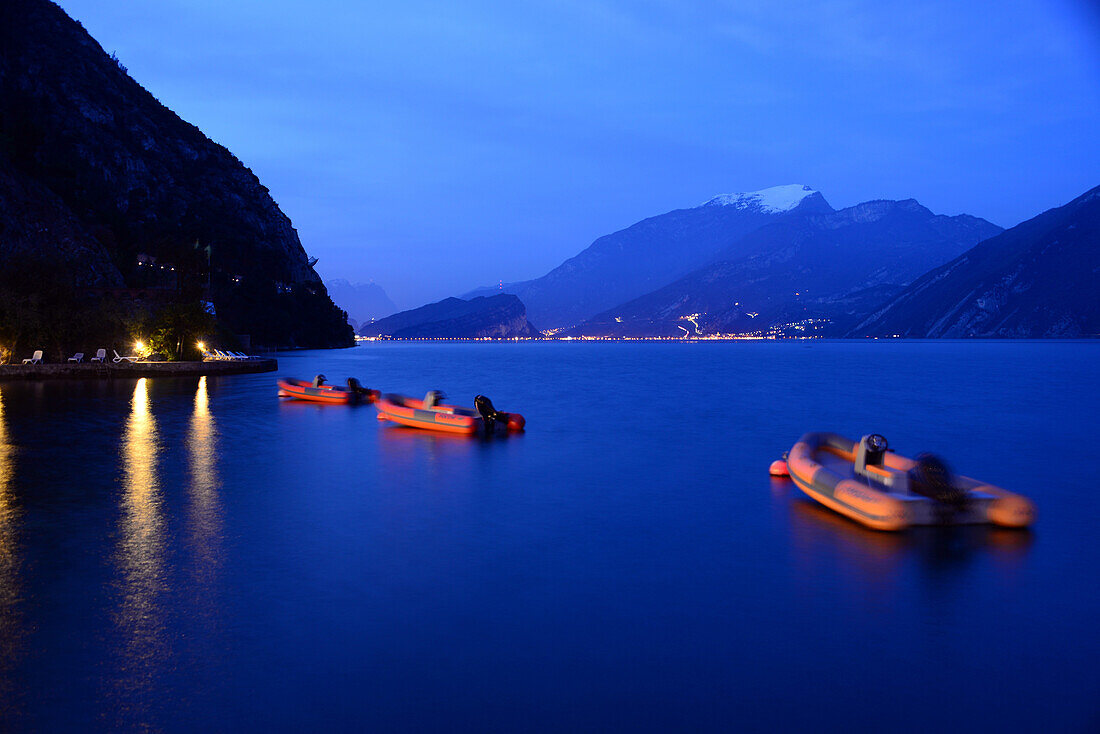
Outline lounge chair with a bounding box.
[22,350,43,365]
[113,349,138,364]
[67,352,84,363]
[90,349,107,363]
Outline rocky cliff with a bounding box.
[0,0,351,348]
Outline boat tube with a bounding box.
[277,376,380,404]
[786,432,1035,531]
[376,391,525,435]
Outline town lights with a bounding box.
[197,341,205,352]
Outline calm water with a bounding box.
[0,341,1097,732]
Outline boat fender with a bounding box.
[506,413,526,431]
[769,459,789,477]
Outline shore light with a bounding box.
[197,341,205,352]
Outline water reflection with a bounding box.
[378,425,509,485]
[787,496,1033,590]
[187,377,222,581]
[0,385,16,569]
[0,387,23,701]
[113,378,168,710]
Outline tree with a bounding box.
[145,301,216,361]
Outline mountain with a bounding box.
[0,0,352,349]
[466,184,834,330]
[325,279,398,329]
[849,185,1100,338]
[569,199,1002,337]
[0,161,122,288]
[359,295,540,339]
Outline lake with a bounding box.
[0,341,1097,732]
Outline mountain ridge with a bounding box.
[359,294,539,339]
[465,185,833,329]
[848,184,1100,337]
[567,197,1002,337]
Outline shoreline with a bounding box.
[0,358,277,381]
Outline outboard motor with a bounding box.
[346,376,378,402]
[475,395,509,434]
[908,452,969,522]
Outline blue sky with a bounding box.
[59,0,1100,308]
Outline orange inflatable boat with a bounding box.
[277,376,380,405]
[376,391,525,435]
[786,432,1035,531]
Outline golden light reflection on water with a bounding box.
[187,377,222,579]
[113,377,168,702]
[0,387,22,695]
[0,386,15,564]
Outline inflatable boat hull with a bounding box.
[277,379,379,404]
[376,394,524,435]
[787,432,1035,531]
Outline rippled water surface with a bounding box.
[0,341,1097,732]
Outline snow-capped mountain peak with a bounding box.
[702,184,817,213]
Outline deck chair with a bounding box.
[113,349,138,363]
[90,348,107,363]
[67,352,84,363]
[22,350,43,365]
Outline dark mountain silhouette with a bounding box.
[465,185,834,330]
[849,185,1100,337]
[359,295,540,339]
[569,199,1001,337]
[0,0,351,349]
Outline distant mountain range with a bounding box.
[850,185,1100,337]
[455,183,1096,340]
[569,198,1001,337]
[359,295,539,339]
[466,184,834,330]
[325,279,397,330]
